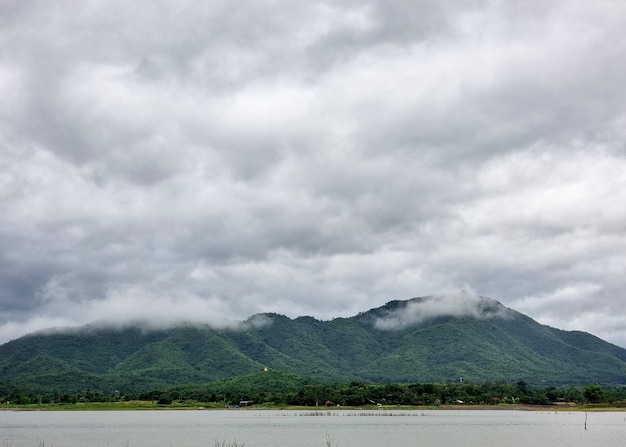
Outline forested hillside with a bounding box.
[1,296,625,396]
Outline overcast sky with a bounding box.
[1,0,626,347]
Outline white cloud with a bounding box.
[1,0,626,348]
[375,290,510,330]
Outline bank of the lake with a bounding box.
[3,401,626,412]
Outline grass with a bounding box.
[298,409,428,416]
[4,400,626,412]
[4,442,334,447]
[325,433,337,447]
[215,440,244,447]
[2,442,54,447]
[0,400,229,411]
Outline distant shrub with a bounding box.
[157,393,173,405]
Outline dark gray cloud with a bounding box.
[1,0,626,347]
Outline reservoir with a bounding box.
[1,409,625,447]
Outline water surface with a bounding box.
[1,409,625,447]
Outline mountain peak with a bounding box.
[354,294,513,330]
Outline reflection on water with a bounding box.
[1,409,625,447]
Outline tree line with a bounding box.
[3,380,625,407]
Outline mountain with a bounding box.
[1,295,625,394]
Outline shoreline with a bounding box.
[2,402,625,412]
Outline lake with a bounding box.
[1,409,625,447]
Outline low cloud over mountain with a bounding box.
[374,291,511,330]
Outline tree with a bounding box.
[583,385,606,404]
[157,393,173,405]
[303,384,324,406]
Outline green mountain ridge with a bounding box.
[1,296,625,393]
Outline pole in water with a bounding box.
[584,412,588,431]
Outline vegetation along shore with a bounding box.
[2,371,626,411]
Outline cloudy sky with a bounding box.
[1,0,626,347]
